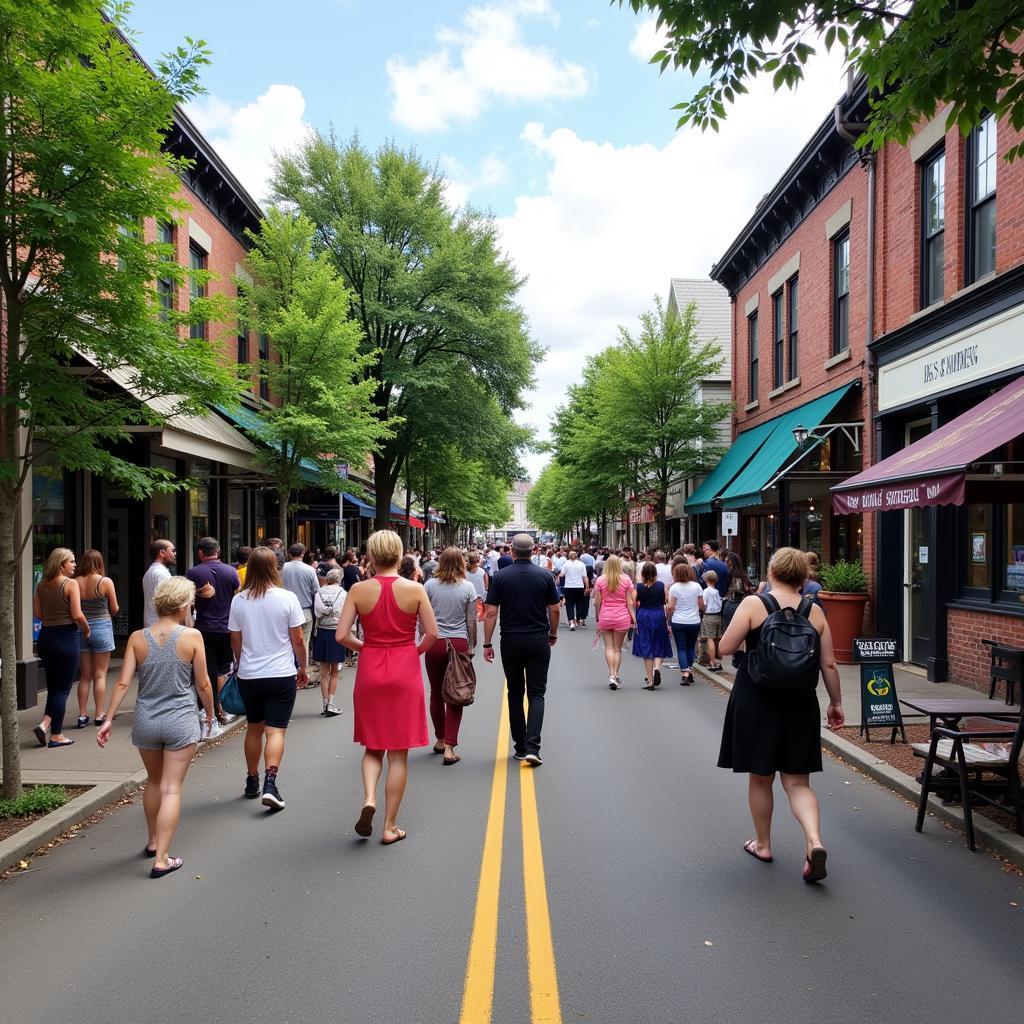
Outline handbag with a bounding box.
[442,641,477,707]
[219,672,246,717]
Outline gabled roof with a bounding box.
[667,278,732,379]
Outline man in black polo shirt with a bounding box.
[483,533,560,766]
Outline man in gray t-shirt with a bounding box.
[142,539,176,627]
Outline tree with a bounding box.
[621,1,1024,160]
[270,136,541,528]
[0,3,239,797]
[592,297,730,539]
[238,209,385,537]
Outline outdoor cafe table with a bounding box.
[899,697,1021,732]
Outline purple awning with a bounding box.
[832,375,1024,514]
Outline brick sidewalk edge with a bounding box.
[692,664,1024,869]
[0,717,247,873]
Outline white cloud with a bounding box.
[440,152,511,210]
[628,16,670,61]
[387,0,590,132]
[188,84,312,204]
[498,53,848,479]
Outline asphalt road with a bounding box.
[2,624,1023,1024]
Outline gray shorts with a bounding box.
[700,613,724,639]
[132,703,202,750]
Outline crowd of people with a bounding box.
[32,529,842,884]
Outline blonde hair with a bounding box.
[367,529,403,569]
[603,554,623,593]
[435,546,466,584]
[769,547,809,588]
[702,569,718,585]
[44,547,75,580]
[153,576,196,617]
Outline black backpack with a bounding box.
[746,594,820,694]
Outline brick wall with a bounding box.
[947,608,1024,694]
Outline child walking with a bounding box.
[700,569,724,672]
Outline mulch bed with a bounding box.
[0,785,92,845]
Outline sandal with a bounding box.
[381,827,406,846]
[150,856,183,879]
[442,754,462,766]
[33,725,47,747]
[743,839,773,863]
[431,742,446,754]
[354,804,375,837]
[48,738,75,748]
[803,846,827,883]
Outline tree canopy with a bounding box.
[621,1,1024,160]
[270,136,541,528]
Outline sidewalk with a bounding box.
[692,660,1024,868]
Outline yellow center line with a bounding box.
[458,689,510,1024]
[520,703,563,1024]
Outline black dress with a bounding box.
[717,622,823,775]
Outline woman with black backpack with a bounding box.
[716,548,843,884]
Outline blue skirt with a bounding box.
[313,627,346,664]
[632,607,674,659]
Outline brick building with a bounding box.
[695,74,1024,688]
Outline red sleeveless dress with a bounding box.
[352,575,428,750]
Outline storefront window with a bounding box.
[834,513,863,563]
[966,503,992,590]
[1006,503,1024,593]
[228,488,244,562]
[150,455,179,546]
[189,459,212,562]
[32,469,65,583]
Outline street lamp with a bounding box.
[792,423,810,446]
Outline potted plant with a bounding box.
[817,560,870,664]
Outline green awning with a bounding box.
[215,404,321,483]
[684,418,777,514]
[719,382,856,509]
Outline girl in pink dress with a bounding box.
[594,554,636,690]
[336,530,438,845]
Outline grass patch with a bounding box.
[0,785,69,819]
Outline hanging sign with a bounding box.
[853,638,906,743]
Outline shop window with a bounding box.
[966,503,992,591]
[772,290,784,389]
[921,149,945,307]
[747,312,758,402]
[968,114,996,283]
[32,468,66,584]
[237,326,249,366]
[833,513,863,564]
[157,222,174,321]
[258,332,269,401]
[787,275,798,380]
[832,232,850,355]
[189,244,208,341]
[1006,503,1024,594]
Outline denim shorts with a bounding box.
[82,618,115,654]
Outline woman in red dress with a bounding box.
[336,530,438,845]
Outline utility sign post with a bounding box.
[721,511,738,542]
[852,638,907,744]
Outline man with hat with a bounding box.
[483,533,560,766]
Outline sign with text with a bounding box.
[855,637,907,743]
[721,511,738,536]
[628,504,655,525]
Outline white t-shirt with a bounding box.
[669,581,703,625]
[655,563,673,587]
[561,559,588,589]
[552,555,566,575]
[702,585,723,615]
[142,562,172,628]
[228,586,305,678]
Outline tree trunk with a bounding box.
[278,489,290,546]
[0,484,23,799]
[403,478,413,549]
[373,452,396,532]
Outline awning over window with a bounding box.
[215,404,332,484]
[342,493,375,518]
[831,375,1024,514]
[720,382,856,508]
[684,418,777,515]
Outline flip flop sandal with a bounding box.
[381,827,406,846]
[354,804,375,837]
[803,847,828,883]
[150,856,183,879]
[431,743,446,754]
[743,839,773,863]
[442,755,462,766]
[143,847,157,858]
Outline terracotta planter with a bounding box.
[819,591,868,664]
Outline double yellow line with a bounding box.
[458,691,563,1024]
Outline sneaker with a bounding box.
[218,711,237,725]
[324,703,342,717]
[321,701,329,717]
[76,716,89,729]
[513,752,528,761]
[524,753,543,767]
[261,776,285,810]
[569,623,576,631]
[608,677,619,690]
[244,773,260,799]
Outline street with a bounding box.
[2,627,1023,1024]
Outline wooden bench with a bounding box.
[913,714,1024,851]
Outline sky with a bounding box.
[125,0,849,481]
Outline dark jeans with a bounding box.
[424,637,467,745]
[671,621,700,672]
[38,624,80,735]
[564,589,587,622]
[500,633,550,756]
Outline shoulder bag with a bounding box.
[219,672,246,717]
[442,641,477,707]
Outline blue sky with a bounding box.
[126,1,847,478]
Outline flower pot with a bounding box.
[819,591,868,664]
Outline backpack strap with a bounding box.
[795,596,815,620]
[758,593,779,615]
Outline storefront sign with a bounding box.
[877,302,1024,411]
[628,504,655,525]
[832,473,964,513]
[721,511,738,536]
[853,637,907,743]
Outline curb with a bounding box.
[1,716,248,874]
[692,664,1024,869]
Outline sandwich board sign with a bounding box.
[852,638,906,743]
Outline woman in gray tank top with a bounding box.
[98,577,214,879]
[75,549,119,728]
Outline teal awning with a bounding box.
[719,382,857,509]
[215,404,325,483]
[684,419,777,515]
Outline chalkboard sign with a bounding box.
[855,637,907,744]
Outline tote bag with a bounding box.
[219,672,246,717]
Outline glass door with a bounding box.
[904,420,932,665]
